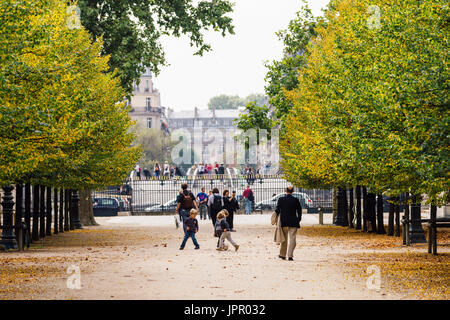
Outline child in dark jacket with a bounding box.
[217,211,239,252]
[180,209,200,250]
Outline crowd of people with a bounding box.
[173,182,303,262]
[133,162,183,179]
[175,183,242,251]
[133,162,273,180]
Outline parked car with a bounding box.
[254,192,313,211]
[93,197,120,217]
[145,198,178,213]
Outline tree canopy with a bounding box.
[77,0,235,94]
[0,0,141,189]
[207,93,266,110]
[280,0,449,204]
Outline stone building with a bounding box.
[128,67,169,133]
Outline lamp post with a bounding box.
[71,190,83,229]
[409,194,426,243]
[0,186,18,249]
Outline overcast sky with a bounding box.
[154,0,330,112]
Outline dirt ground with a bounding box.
[0,214,448,300]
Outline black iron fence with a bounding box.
[92,175,332,215]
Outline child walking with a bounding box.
[214,210,229,249]
[180,209,200,250]
[216,210,239,252]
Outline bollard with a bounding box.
[0,186,18,249]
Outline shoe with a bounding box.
[216,247,223,251]
[223,246,229,251]
[288,257,294,261]
[234,245,239,251]
[279,255,286,260]
[179,247,184,250]
[195,246,200,250]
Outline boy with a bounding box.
[217,210,239,252]
[180,209,200,250]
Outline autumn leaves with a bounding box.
[0,1,141,189]
[280,0,449,204]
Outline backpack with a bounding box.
[182,191,194,209]
[211,194,223,211]
[248,190,254,202]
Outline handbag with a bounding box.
[271,211,278,225]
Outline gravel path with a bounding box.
[6,214,406,300]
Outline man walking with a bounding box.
[197,187,208,220]
[242,185,254,215]
[275,186,302,261]
[176,183,199,234]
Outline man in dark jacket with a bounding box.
[275,186,302,261]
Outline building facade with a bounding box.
[128,67,169,133]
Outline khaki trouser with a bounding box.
[280,227,298,258]
[219,231,237,248]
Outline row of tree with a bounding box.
[1,0,236,226]
[0,0,141,193]
[238,0,448,232]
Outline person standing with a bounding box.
[197,187,208,220]
[143,168,151,179]
[207,190,213,220]
[275,186,302,261]
[208,188,223,227]
[242,185,254,215]
[225,190,239,231]
[176,183,198,234]
[163,161,170,177]
[154,162,161,177]
[135,164,141,180]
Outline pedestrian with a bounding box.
[217,210,239,252]
[197,187,208,220]
[135,164,141,179]
[154,162,161,177]
[176,183,198,234]
[143,168,151,179]
[242,185,254,215]
[214,210,229,249]
[218,163,225,175]
[208,187,223,228]
[275,186,302,261]
[207,190,213,220]
[163,161,170,177]
[179,209,200,250]
[224,190,239,231]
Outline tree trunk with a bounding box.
[395,199,401,237]
[332,187,337,224]
[79,190,98,226]
[362,186,368,232]
[376,193,386,234]
[355,186,362,230]
[367,192,377,232]
[348,188,354,228]
[388,197,395,236]
[334,187,347,226]
[342,188,349,226]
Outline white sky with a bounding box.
[154,0,330,112]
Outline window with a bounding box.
[145,80,150,92]
[134,83,139,92]
[146,98,151,111]
[147,118,152,128]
